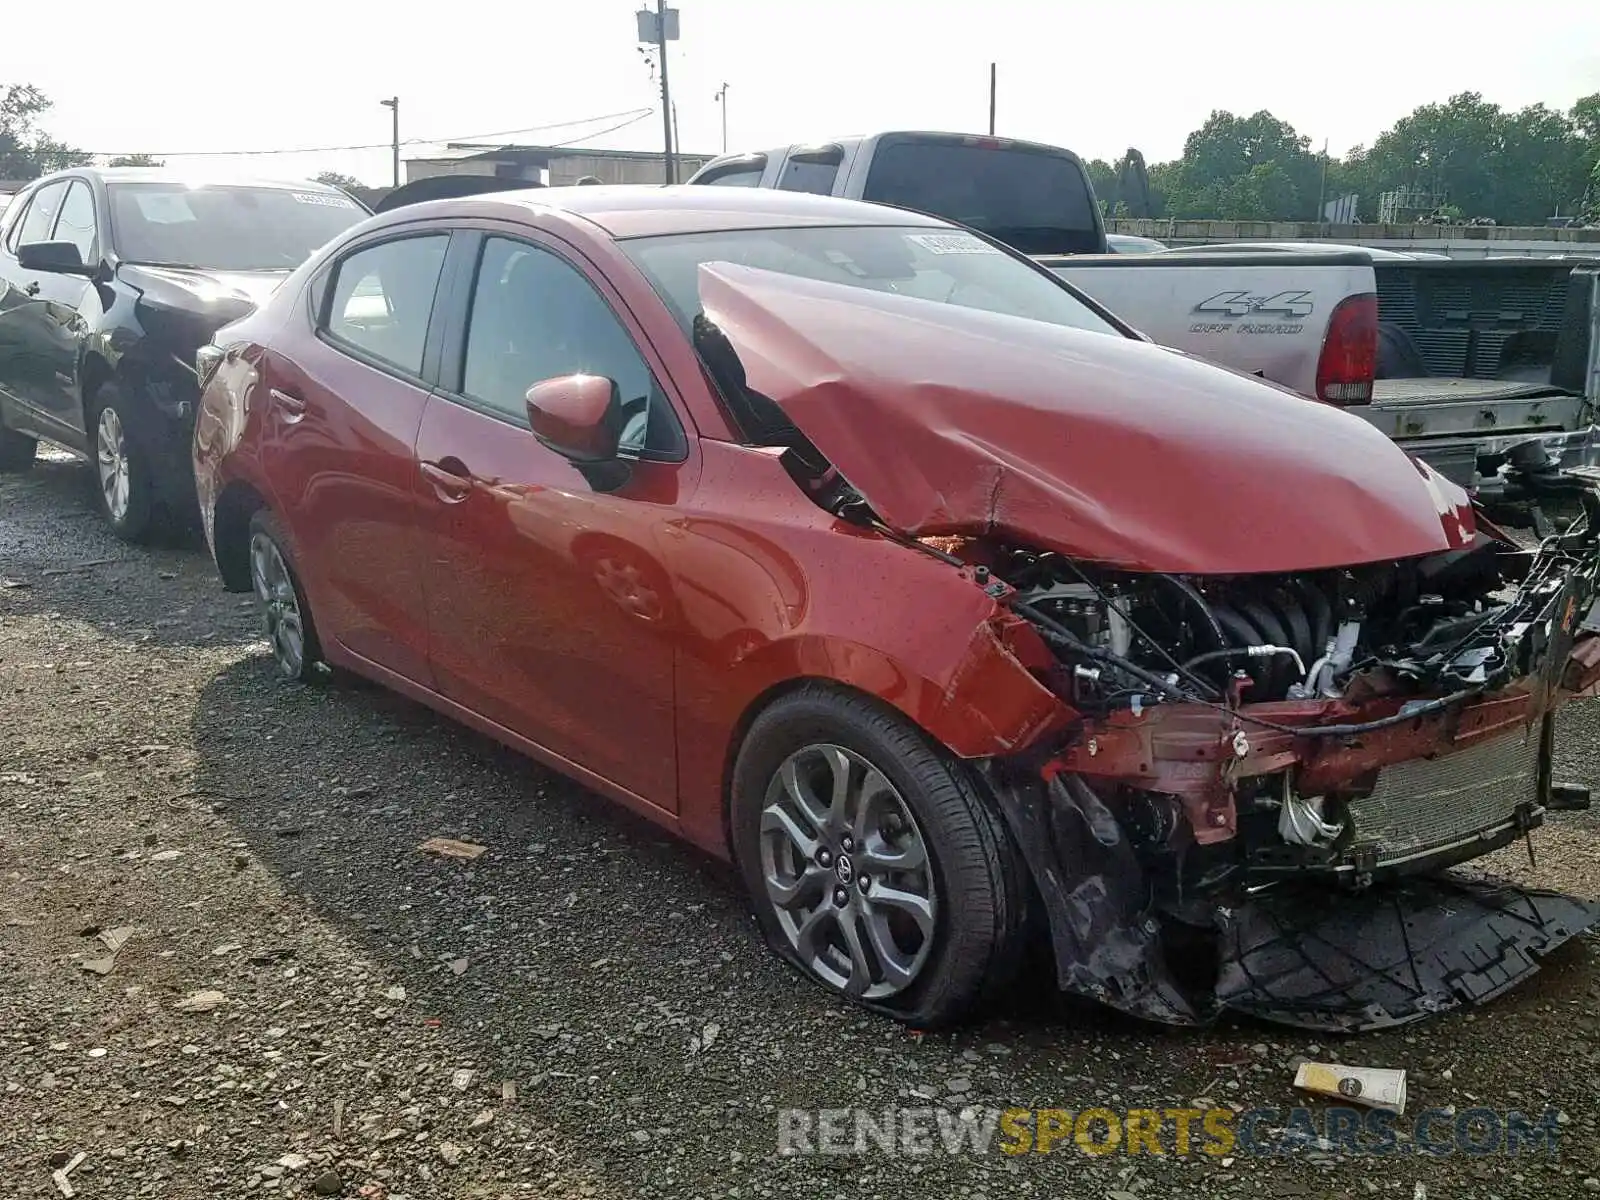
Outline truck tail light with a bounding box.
[1314,292,1377,405]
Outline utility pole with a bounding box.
[657,2,676,184]
[715,82,729,152]
[1315,137,1330,226]
[988,63,996,136]
[380,97,400,188]
[637,6,681,183]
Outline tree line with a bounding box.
[0,83,363,190]
[6,80,1599,226]
[1087,91,1600,226]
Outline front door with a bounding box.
[261,230,451,685]
[0,181,74,434]
[414,232,689,807]
[32,179,100,432]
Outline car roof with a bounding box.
[23,166,345,192]
[381,184,956,240]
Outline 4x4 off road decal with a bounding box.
[1189,289,1314,336]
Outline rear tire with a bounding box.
[89,383,156,542]
[731,684,1029,1028]
[247,509,326,684]
[0,425,36,472]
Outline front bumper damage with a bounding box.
[988,766,1600,1031]
[981,508,1600,1033]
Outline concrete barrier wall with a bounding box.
[1109,219,1600,259]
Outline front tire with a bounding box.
[90,383,155,541]
[731,684,1028,1028]
[247,509,325,683]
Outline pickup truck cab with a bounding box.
[688,132,1600,495]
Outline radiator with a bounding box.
[1345,730,1540,866]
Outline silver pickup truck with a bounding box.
[687,131,1600,495]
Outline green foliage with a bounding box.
[107,153,163,167]
[1139,91,1600,225]
[313,171,365,191]
[0,84,90,180]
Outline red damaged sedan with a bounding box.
[194,186,1600,1032]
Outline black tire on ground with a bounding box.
[0,424,36,472]
[88,382,156,542]
[247,508,327,684]
[731,683,1030,1028]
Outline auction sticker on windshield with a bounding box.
[292,192,360,208]
[906,233,1001,255]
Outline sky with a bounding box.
[4,0,1597,187]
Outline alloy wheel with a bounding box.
[250,531,306,678]
[759,743,937,1000]
[96,406,131,523]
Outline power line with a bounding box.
[537,110,656,148]
[85,107,656,159]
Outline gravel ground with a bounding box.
[6,450,1600,1200]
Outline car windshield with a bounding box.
[621,224,1124,339]
[108,183,365,271]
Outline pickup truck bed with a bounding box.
[1040,250,1376,400]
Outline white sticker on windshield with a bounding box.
[292,192,359,208]
[134,193,196,224]
[905,232,1001,256]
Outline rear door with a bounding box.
[260,227,451,685]
[413,228,688,807]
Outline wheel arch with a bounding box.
[702,621,1068,858]
[78,351,114,430]
[213,479,271,591]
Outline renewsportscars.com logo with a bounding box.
[776,1106,1567,1158]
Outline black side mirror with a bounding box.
[17,240,98,277]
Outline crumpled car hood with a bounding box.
[697,262,1475,574]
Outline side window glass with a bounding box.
[324,235,449,377]
[52,181,97,263]
[775,157,840,195]
[10,182,68,251]
[460,237,684,458]
[700,166,764,188]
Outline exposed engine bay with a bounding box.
[688,264,1600,1032]
[961,495,1600,1030]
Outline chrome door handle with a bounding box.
[420,459,475,502]
[269,387,306,421]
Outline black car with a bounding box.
[0,169,368,540]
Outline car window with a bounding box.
[861,140,1102,255]
[108,184,364,271]
[323,235,450,377]
[699,166,764,187]
[52,181,97,263]
[8,181,68,252]
[622,224,1123,341]
[459,236,685,459]
[775,157,840,195]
